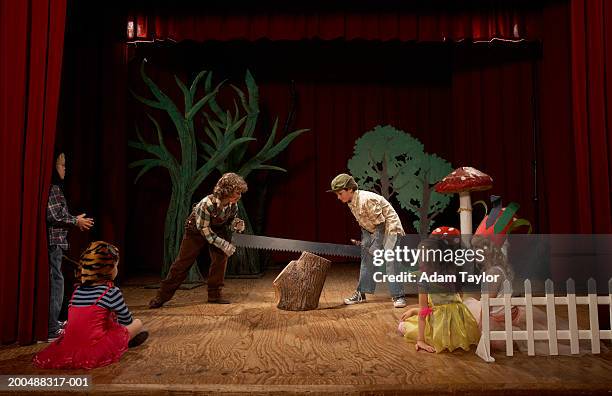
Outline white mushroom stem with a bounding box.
[458,191,473,247]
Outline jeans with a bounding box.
[357,230,404,298]
[48,245,64,335]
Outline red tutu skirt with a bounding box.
[34,288,129,370]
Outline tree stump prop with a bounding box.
[272,252,331,311]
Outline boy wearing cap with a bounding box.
[329,173,407,308]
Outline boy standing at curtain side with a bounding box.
[46,152,94,341]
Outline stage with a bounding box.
[1,263,612,395]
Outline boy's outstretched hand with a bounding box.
[232,218,246,233]
[76,213,94,231]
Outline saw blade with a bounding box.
[231,233,361,258]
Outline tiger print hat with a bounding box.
[78,241,120,285]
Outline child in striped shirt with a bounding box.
[34,241,148,369]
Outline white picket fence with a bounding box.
[476,278,612,362]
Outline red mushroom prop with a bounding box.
[431,226,461,244]
[435,167,493,245]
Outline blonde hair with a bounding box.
[56,153,65,166]
[213,173,248,199]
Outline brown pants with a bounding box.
[156,213,229,302]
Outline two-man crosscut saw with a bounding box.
[231,233,361,258]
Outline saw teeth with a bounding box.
[231,234,361,258]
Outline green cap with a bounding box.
[327,173,357,192]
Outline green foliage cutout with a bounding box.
[348,125,452,236]
[199,70,308,274]
[129,61,307,279]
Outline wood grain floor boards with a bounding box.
[1,263,612,395]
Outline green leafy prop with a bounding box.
[130,62,307,279]
[348,125,453,236]
[199,70,308,274]
[129,61,253,280]
[474,196,534,235]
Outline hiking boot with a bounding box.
[208,295,231,304]
[148,296,166,309]
[344,290,366,305]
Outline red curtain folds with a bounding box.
[569,0,612,233]
[449,50,536,230]
[0,0,67,345]
[138,1,542,42]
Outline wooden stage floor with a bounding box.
[1,263,612,395]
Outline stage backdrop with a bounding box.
[54,1,611,278]
[3,0,612,344]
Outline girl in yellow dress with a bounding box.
[398,236,480,353]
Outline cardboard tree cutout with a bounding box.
[130,61,253,280]
[199,70,308,274]
[130,62,307,279]
[348,125,453,236]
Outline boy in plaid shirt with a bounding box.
[149,173,248,308]
[46,153,93,341]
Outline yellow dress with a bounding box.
[401,293,480,353]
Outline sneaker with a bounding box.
[393,296,407,308]
[128,331,149,348]
[344,291,366,305]
[46,328,64,343]
[58,320,67,329]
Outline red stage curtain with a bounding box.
[569,0,612,233]
[0,0,67,345]
[448,49,537,231]
[139,1,542,42]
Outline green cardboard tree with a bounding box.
[130,62,308,279]
[348,125,452,236]
[395,152,453,236]
[198,70,308,274]
[129,61,254,280]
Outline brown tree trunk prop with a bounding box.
[272,252,331,311]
